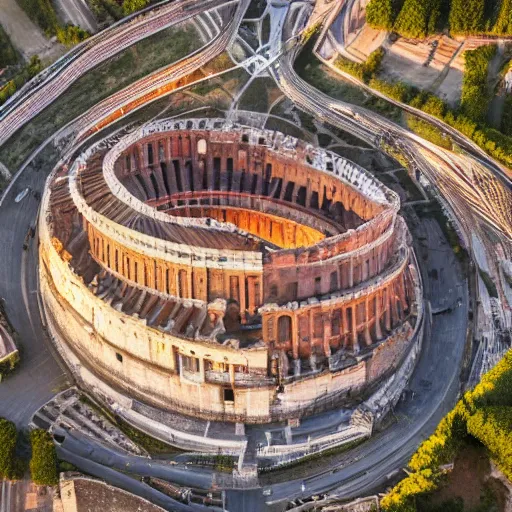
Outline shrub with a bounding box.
[30,429,58,486]
[467,406,512,480]
[56,25,90,46]
[368,77,416,102]
[0,419,18,479]
[122,0,148,15]
[333,48,385,82]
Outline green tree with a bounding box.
[122,0,148,15]
[449,0,486,34]
[460,45,496,121]
[493,0,512,34]
[393,0,442,39]
[366,0,396,31]
[29,429,58,486]
[56,25,90,46]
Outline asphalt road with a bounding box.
[0,161,69,428]
[264,219,468,507]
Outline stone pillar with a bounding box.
[384,287,391,332]
[375,293,383,340]
[291,314,299,361]
[349,257,354,288]
[323,312,332,357]
[229,364,235,386]
[364,298,372,346]
[343,307,350,349]
[351,305,359,354]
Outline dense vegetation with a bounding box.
[366,0,397,31]
[0,27,18,69]
[16,0,89,45]
[460,45,496,122]
[29,429,58,486]
[393,0,442,39]
[448,0,486,34]
[500,94,512,136]
[381,349,512,511]
[333,43,512,168]
[0,418,25,480]
[493,0,512,34]
[0,56,43,106]
[333,48,385,82]
[366,0,512,36]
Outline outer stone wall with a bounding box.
[40,119,423,424]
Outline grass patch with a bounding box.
[0,24,200,171]
[406,115,453,150]
[238,77,275,112]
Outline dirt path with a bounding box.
[0,0,64,61]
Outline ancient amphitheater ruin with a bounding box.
[39,118,424,449]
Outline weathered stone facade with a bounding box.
[40,118,422,424]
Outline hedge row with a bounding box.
[367,0,512,36]
[333,48,385,82]
[30,429,58,486]
[381,349,512,511]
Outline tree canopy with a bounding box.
[30,429,58,486]
[366,0,396,31]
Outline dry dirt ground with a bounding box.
[0,0,64,61]
[379,35,465,106]
[424,443,510,512]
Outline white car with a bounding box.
[15,188,30,203]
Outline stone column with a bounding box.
[384,287,391,332]
[291,314,299,361]
[351,305,359,354]
[364,298,372,346]
[323,312,332,357]
[239,273,247,323]
[375,293,383,340]
[349,257,354,288]
[229,364,235,386]
[342,307,350,349]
